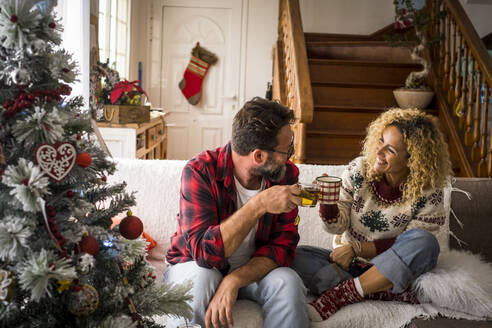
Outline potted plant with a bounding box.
[386,0,445,109]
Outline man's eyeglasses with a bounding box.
[266,137,295,159]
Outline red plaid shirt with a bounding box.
[166,143,300,272]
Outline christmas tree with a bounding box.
[0,1,192,327]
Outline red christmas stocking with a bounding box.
[179,43,218,105]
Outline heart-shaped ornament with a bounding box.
[35,142,76,182]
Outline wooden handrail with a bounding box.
[427,0,492,177]
[272,0,314,163]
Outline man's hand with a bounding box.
[205,277,238,328]
[257,184,300,214]
[330,245,355,270]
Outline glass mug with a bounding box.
[298,182,321,207]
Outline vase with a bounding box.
[393,88,434,109]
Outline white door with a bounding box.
[150,0,242,160]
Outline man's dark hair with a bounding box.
[231,97,295,156]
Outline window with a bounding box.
[98,0,131,78]
[55,0,90,105]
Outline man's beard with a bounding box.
[252,155,286,182]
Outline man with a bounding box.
[165,97,309,328]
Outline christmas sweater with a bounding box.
[325,157,447,249]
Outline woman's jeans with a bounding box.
[164,261,309,328]
[291,228,440,295]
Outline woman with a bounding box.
[291,108,453,321]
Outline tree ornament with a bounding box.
[0,216,35,261]
[1,158,50,212]
[0,269,14,302]
[34,142,76,181]
[57,279,71,293]
[68,283,99,316]
[179,42,218,105]
[120,210,143,240]
[76,152,92,168]
[66,190,74,198]
[49,50,78,83]
[79,234,99,256]
[76,253,95,275]
[10,67,31,86]
[18,249,77,301]
[12,107,66,147]
[26,39,46,56]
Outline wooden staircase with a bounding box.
[305,39,431,164]
[273,0,492,177]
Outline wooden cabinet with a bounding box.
[97,112,168,159]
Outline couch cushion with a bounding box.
[153,300,263,327]
[449,178,492,263]
[296,163,347,249]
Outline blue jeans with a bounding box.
[291,228,440,295]
[164,261,309,328]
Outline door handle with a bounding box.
[221,95,237,101]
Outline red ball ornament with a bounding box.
[76,152,92,168]
[120,211,143,240]
[79,235,99,256]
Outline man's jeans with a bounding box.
[164,261,309,328]
[291,228,440,295]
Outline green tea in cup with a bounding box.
[298,183,321,207]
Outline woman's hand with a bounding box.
[330,245,355,270]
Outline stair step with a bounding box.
[309,105,438,132]
[307,129,366,137]
[309,109,382,132]
[305,157,352,165]
[312,83,399,107]
[309,59,421,85]
[304,32,372,43]
[309,59,420,67]
[315,105,391,113]
[306,41,414,62]
[312,81,402,89]
[305,133,364,164]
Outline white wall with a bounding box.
[459,0,492,38]
[300,0,395,34]
[242,0,279,102]
[56,0,90,108]
[128,1,150,87]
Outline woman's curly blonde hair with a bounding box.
[362,108,452,204]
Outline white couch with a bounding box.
[109,159,492,328]
[109,158,347,327]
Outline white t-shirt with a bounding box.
[227,176,265,272]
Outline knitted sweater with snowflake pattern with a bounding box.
[324,157,447,251]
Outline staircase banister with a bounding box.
[282,0,314,123]
[441,0,492,84]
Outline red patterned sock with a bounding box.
[365,289,419,304]
[308,279,364,322]
[179,43,217,105]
